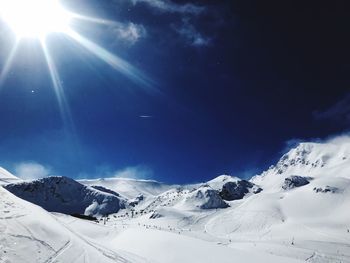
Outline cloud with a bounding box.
[110,22,147,45]
[78,165,154,180]
[126,1,211,47]
[322,132,350,145]
[112,165,153,179]
[313,93,350,125]
[175,18,211,47]
[130,0,205,15]
[14,162,51,180]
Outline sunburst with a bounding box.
[0,0,154,128]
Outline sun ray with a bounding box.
[65,28,156,90]
[69,12,118,26]
[40,38,75,131]
[0,0,159,135]
[0,40,19,87]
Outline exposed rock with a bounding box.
[313,186,339,193]
[129,194,144,207]
[219,180,262,201]
[282,176,311,190]
[149,211,163,219]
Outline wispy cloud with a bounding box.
[14,162,51,180]
[283,132,350,153]
[175,18,211,47]
[127,0,211,47]
[112,165,153,179]
[111,22,147,45]
[313,93,350,125]
[325,133,350,145]
[78,165,154,180]
[130,0,205,15]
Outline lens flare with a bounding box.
[0,0,71,38]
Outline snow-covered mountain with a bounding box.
[79,177,175,199]
[78,175,262,213]
[2,136,350,262]
[251,139,350,192]
[184,185,229,209]
[4,176,126,217]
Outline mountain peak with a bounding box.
[251,138,350,191]
[206,174,240,189]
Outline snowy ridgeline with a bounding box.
[3,138,350,217]
[1,137,350,262]
[3,173,266,217]
[3,176,126,217]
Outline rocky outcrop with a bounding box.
[129,194,144,207]
[219,180,262,201]
[282,176,311,190]
[313,186,339,193]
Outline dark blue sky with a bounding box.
[0,0,349,183]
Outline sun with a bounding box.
[0,0,153,129]
[0,0,71,38]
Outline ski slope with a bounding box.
[0,186,147,263]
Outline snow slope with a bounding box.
[0,186,301,263]
[0,186,147,263]
[0,167,21,185]
[105,139,350,262]
[110,227,301,263]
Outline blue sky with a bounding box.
[0,0,349,183]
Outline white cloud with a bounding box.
[112,165,153,179]
[14,162,51,180]
[323,133,350,145]
[111,22,147,45]
[77,165,153,180]
[130,0,205,15]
